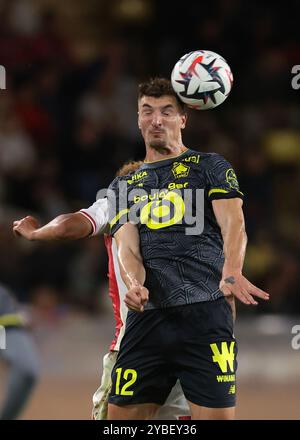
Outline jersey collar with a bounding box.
[141,149,191,169]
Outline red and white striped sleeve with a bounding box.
[78,198,109,236]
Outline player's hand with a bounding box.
[125,282,149,313]
[219,271,269,306]
[13,216,40,240]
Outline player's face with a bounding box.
[138,96,186,151]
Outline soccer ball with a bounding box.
[171,50,233,110]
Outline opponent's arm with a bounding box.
[114,223,148,312]
[13,213,92,241]
[212,198,269,307]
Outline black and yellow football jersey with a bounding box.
[108,148,243,309]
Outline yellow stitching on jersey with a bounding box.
[208,188,229,197]
[110,208,130,228]
[208,188,244,197]
[144,149,188,164]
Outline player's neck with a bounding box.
[145,144,188,163]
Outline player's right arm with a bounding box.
[13,198,109,241]
[114,223,149,313]
[13,213,92,241]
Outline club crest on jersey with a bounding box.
[172,162,190,179]
[226,168,239,190]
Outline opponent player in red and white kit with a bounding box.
[13,161,190,420]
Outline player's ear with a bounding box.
[137,112,141,130]
[180,113,187,129]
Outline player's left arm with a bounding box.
[212,198,269,306]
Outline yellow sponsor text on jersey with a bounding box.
[210,341,235,373]
[182,154,200,164]
[127,171,148,184]
[133,189,168,204]
[168,182,189,190]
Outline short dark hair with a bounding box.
[138,77,186,113]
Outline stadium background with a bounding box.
[0,0,299,419]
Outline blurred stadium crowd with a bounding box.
[0,0,299,318]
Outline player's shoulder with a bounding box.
[109,175,124,189]
[185,149,229,169]
[108,174,129,191]
[108,167,144,195]
[110,166,145,189]
[200,151,227,163]
[198,151,232,171]
[84,196,108,210]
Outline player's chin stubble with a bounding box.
[149,139,170,153]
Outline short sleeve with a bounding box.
[79,198,109,236]
[205,154,244,201]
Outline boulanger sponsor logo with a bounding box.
[291,325,300,349]
[291,65,300,90]
[0,65,6,90]
[0,325,6,349]
[108,181,204,235]
[140,191,186,230]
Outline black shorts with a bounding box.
[108,297,237,408]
